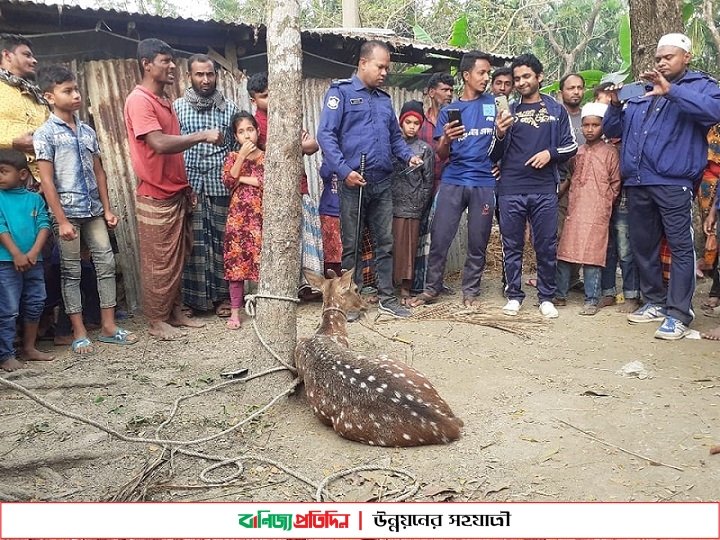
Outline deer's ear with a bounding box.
[303,269,326,290]
[338,267,355,289]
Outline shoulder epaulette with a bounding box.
[329,78,353,88]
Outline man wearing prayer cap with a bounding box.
[603,33,720,340]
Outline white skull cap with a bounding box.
[581,102,608,119]
[657,33,692,52]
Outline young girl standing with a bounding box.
[222,111,264,330]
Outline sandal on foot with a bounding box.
[407,292,439,308]
[226,317,241,330]
[215,301,232,318]
[98,328,139,345]
[598,295,617,308]
[579,303,599,316]
[71,337,95,356]
[703,305,720,318]
[525,278,537,288]
[702,298,720,309]
[463,295,481,308]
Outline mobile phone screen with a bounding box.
[617,81,647,101]
[447,108,462,125]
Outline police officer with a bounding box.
[317,40,422,320]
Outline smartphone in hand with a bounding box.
[495,95,510,114]
[447,108,462,126]
[617,81,648,101]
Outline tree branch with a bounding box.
[489,0,548,53]
[703,0,720,55]
[570,0,605,57]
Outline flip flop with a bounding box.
[525,278,537,288]
[226,316,241,330]
[703,305,720,318]
[71,337,96,356]
[98,328,139,345]
[702,298,720,308]
[215,301,232,318]
[407,292,439,308]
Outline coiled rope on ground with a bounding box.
[0,291,419,501]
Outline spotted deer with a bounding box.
[295,269,463,447]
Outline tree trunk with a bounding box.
[628,0,683,78]
[253,0,303,392]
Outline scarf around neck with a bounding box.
[184,86,226,112]
[0,68,48,106]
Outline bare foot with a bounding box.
[1,357,24,372]
[703,297,720,309]
[617,299,642,313]
[701,327,720,340]
[148,321,187,340]
[54,334,73,346]
[21,347,55,361]
[167,314,206,328]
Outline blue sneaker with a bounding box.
[654,316,690,340]
[627,303,667,324]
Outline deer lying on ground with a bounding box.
[295,269,463,447]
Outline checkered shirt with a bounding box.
[174,97,239,196]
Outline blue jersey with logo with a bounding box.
[317,75,415,183]
[434,95,497,188]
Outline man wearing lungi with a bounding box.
[124,38,224,340]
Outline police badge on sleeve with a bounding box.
[326,95,340,110]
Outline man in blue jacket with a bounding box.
[317,40,422,320]
[603,33,720,340]
[490,53,578,319]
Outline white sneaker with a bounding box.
[503,299,521,316]
[539,301,559,318]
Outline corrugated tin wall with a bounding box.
[82,60,468,313]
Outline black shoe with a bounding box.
[346,311,361,323]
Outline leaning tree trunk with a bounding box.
[628,0,683,78]
[253,0,304,393]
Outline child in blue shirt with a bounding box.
[0,150,54,371]
[34,65,137,355]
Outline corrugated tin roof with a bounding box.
[0,0,514,65]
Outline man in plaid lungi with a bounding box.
[174,54,239,317]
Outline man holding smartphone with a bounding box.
[409,51,498,308]
[490,53,578,318]
[603,33,720,340]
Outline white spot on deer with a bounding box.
[369,413,376,420]
[349,377,356,384]
[423,382,432,389]
[394,390,402,398]
[368,440,375,446]
[376,387,384,393]
[344,364,350,369]
[367,375,376,382]
[391,398,400,403]
[354,368,361,374]
[373,421,381,428]
[402,433,411,441]
[381,383,388,389]
[411,411,418,417]
[360,382,367,389]
[344,422,353,430]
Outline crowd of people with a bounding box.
[1,30,720,372]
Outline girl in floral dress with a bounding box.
[222,111,264,330]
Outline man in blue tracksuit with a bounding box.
[317,40,422,320]
[603,33,720,340]
[490,53,578,319]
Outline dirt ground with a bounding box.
[1,272,720,503]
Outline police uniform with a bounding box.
[317,75,415,303]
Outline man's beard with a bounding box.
[192,83,215,97]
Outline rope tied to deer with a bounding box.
[0,290,421,502]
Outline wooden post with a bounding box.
[253,0,304,384]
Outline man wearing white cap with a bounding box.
[603,33,720,339]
